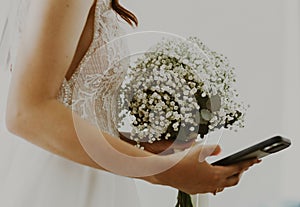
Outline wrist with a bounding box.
[146,155,178,187]
[136,155,173,186]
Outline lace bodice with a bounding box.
[57,0,128,137]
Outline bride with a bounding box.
[0,0,260,206]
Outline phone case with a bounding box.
[211,136,291,166]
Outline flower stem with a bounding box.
[175,190,193,207]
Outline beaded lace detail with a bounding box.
[57,0,129,137]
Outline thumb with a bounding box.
[195,144,221,163]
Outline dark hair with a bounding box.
[111,0,138,26]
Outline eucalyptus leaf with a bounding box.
[201,109,213,121]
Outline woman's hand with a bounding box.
[119,131,196,155]
[154,144,261,195]
[119,132,261,194]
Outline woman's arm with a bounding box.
[5,0,260,194]
[6,0,98,163]
[5,0,158,179]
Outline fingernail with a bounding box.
[255,159,262,164]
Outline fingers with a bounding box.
[223,172,242,187]
[196,144,222,162]
[209,145,222,156]
[213,171,244,193]
[222,158,261,177]
[208,158,261,192]
[221,159,261,188]
[212,187,225,195]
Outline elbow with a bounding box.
[5,106,29,137]
[6,109,22,135]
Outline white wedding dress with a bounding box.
[0,0,140,206]
[0,0,209,206]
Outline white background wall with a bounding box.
[0,0,299,206]
[281,0,300,203]
[121,0,300,206]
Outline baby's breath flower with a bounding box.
[118,36,248,145]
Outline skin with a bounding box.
[5,0,260,195]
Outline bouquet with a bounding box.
[117,36,247,207]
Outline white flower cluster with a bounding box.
[118,37,247,145]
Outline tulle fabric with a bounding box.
[0,0,142,206]
[0,0,208,206]
[0,0,30,70]
[0,71,142,207]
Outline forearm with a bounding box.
[6,98,161,183]
[6,96,260,195]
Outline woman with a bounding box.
[1,0,260,206]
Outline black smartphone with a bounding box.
[211,136,291,166]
